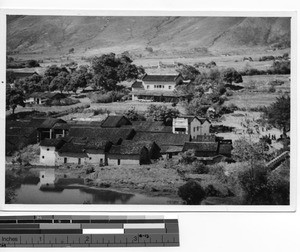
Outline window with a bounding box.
[89,157,92,160]
[42,175,44,178]
[78,158,81,165]
[197,126,199,131]
[118,159,121,165]
[147,85,150,89]
[194,127,196,132]
[169,85,172,89]
[47,148,50,151]
[42,156,44,159]
[64,157,67,164]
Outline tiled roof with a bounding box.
[109,140,153,155]
[101,115,131,128]
[182,142,218,152]
[132,81,144,89]
[58,142,87,154]
[39,118,67,129]
[27,92,66,99]
[127,121,172,133]
[40,138,65,148]
[68,127,135,144]
[142,74,180,82]
[133,132,190,146]
[160,145,183,153]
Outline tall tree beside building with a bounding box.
[6,84,25,114]
[91,53,144,91]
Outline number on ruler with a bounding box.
[85,236,89,243]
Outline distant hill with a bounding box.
[6,16,291,57]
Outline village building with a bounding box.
[131,74,187,102]
[55,137,113,166]
[172,116,211,139]
[107,140,160,165]
[25,92,66,105]
[37,118,67,141]
[122,120,172,133]
[40,138,66,166]
[6,69,38,83]
[101,115,132,128]
[132,132,190,159]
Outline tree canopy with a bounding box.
[264,95,290,133]
[91,53,144,91]
[145,104,179,125]
[6,85,25,114]
[221,68,243,84]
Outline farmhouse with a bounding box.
[172,116,211,139]
[6,69,38,82]
[132,132,190,158]
[40,138,66,166]
[107,140,160,165]
[101,115,131,128]
[131,74,187,102]
[37,118,67,141]
[25,92,66,105]
[56,137,113,166]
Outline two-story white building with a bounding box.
[131,74,188,102]
[172,116,211,139]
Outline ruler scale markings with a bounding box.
[0,216,179,247]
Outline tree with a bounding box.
[185,96,212,117]
[44,65,69,79]
[66,71,87,93]
[145,105,179,125]
[6,85,25,114]
[91,53,144,91]
[50,72,70,93]
[176,64,200,81]
[222,68,243,84]
[124,107,145,121]
[178,180,206,205]
[264,95,290,134]
[6,71,16,84]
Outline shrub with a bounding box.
[268,86,276,93]
[178,180,206,205]
[268,80,284,86]
[179,150,197,164]
[193,161,209,174]
[85,166,95,174]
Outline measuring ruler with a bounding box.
[0,215,179,247]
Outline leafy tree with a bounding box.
[124,107,145,121]
[222,68,243,84]
[66,71,87,93]
[145,105,179,125]
[91,53,144,91]
[178,180,206,205]
[50,72,70,93]
[25,59,40,68]
[264,95,290,134]
[176,64,199,81]
[232,137,268,163]
[6,85,25,114]
[185,96,212,117]
[44,65,69,79]
[6,71,16,84]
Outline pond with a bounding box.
[12,183,175,205]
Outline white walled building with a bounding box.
[40,139,66,166]
[172,116,211,139]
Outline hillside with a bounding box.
[7,16,291,58]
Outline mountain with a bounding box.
[6,16,291,57]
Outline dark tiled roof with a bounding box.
[58,142,86,154]
[68,127,135,144]
[133,132,190,146]
[182,142,218,152]
[28,92,66,99]
[52,123,70,130]
[101,116,131,128]
[195,135,216,142]
[40,138,65,148]
[132,81,144,89]
[218,143,232,156]
[128,121,172,133]
[109,140,153,155]
[142,74,180,82]
[67,121,103,127]
[160,145,183,153]
[198,117,210,124]
[39,118,67,129]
